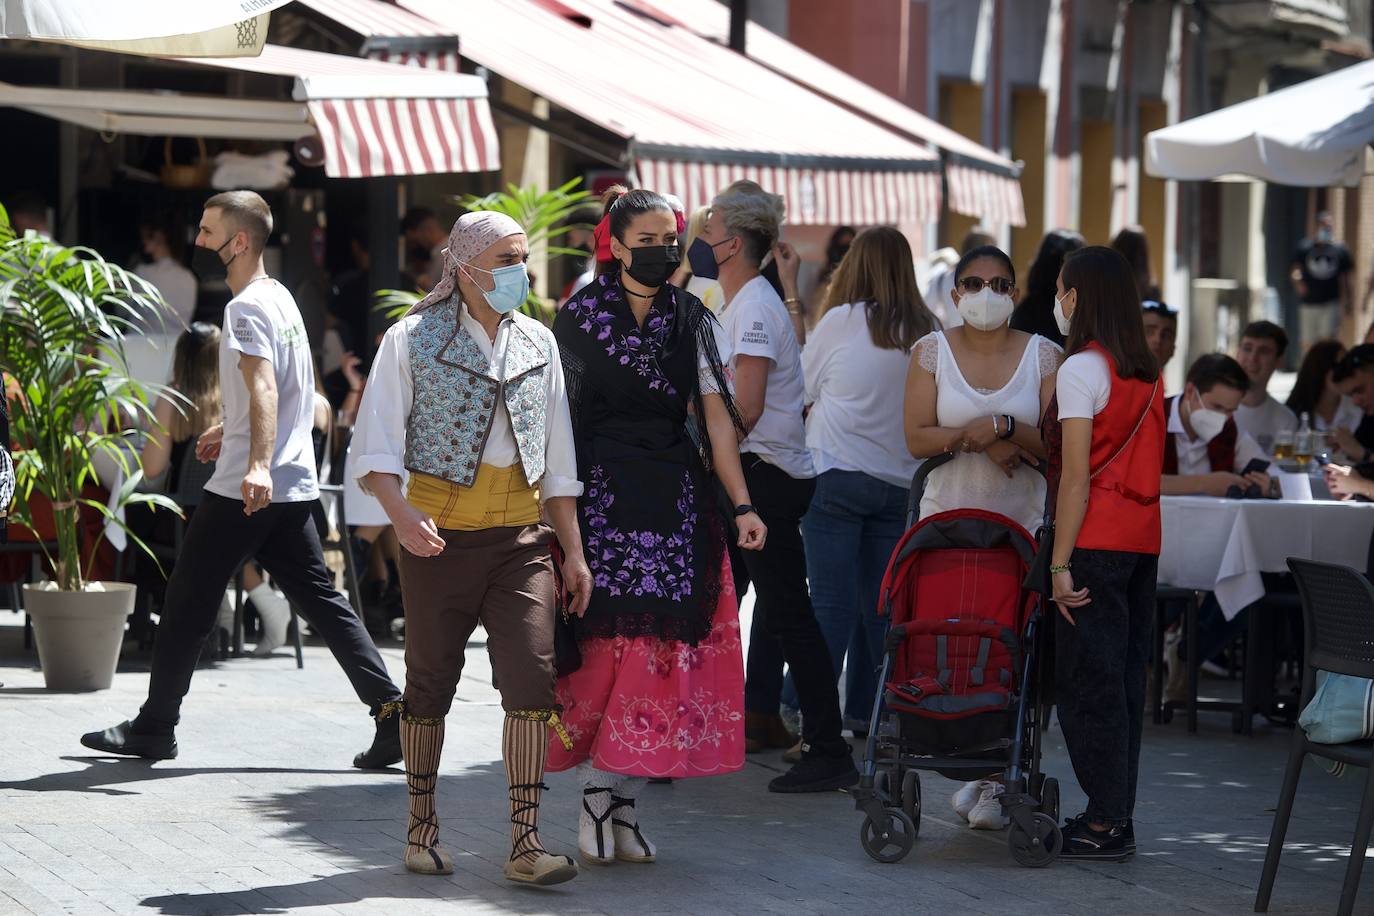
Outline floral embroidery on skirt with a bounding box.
[547,557,744,778]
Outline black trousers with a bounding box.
[739,455,846,756]
[1054,547,1156,824]
[140,493,401,728]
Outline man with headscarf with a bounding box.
[352,211,590,885]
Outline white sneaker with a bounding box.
[967,782,1008,830]
[952,780,991,821]
[250,583,291,657]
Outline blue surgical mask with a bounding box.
[462,262,529,314]
[687,236,735,281]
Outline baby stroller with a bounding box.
[851,453,1061,867]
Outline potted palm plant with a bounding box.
[0,204,179,690]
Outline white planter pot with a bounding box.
[24,582,136,691]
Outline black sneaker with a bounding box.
[1060,815,1133,861]
[80,720,177,760]
[1124,819,1136,854]
[767,747,859,793]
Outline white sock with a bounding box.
[249,582,290,649]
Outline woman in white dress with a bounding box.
[902,244,1061,830]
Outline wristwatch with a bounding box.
[733,504,757,517]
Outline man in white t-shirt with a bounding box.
[83,191,404,767]
[1234,320,1298,455]
[691,180,856,794]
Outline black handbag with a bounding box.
[1024,378,1159,596]
[550,539,582,676]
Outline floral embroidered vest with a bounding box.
[404,301,551,488]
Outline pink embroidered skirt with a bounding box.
[547,559,744,778]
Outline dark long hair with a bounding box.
[1110,226,1156,300]
[1286,339,1346,417]
[1010,230,1082,342]
[1062,246,1157,382]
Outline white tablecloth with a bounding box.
[1158,496,1374,619]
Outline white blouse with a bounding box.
[352,303,583,501]
[916,331,1061,534]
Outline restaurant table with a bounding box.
[1158,495,1374,619]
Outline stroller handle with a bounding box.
[905,448,1050,530]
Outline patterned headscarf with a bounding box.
[407,211,525,315]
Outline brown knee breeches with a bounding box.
[398,523,557,719]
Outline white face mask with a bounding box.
[1053,292,1073,337]
[957,287,1015,331]
[1188,390,1229,443]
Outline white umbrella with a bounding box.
[0,0,297,57]
[1145,59,1374,187]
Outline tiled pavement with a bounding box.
[0,603,1370,916]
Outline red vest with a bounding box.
[1045,342,1165,555]
[1161,395,1238,474]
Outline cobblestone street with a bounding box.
[0,605,1369,916]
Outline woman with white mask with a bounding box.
[902,244,1062,829]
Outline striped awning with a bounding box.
[181,44,498,178]
[294,0,461,71]
[946,160,1026,227]
[637,157,942,226]
[402,0,944,226]
[639,0,1026,227]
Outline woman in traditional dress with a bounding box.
[548,187,765,866]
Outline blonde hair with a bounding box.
[168,323,221,442]
[710,180,784,264]
[205,190,274,254]
[821,226,933,351]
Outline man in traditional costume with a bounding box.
[353,212,591,885]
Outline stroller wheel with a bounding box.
[1037,777,1060,823]
[874,769,892,804]
[901,769,922,826]
[1008,813,1062,868]
[859,810,916,864]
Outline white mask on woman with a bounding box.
[957,288,1015,331]
[1053,292,1074,337]
[1188,390,1229,443]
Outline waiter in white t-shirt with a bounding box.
[688,179,856,794]
[82,191,405,769]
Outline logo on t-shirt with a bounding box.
[280,322,307,349]
[233,316,255,344]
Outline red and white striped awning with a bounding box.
[641,0,1025,227]
[637,158,942,226]
[946,160,1027,228]
[180,44,499,178]
[402,0,943,226]
[294,0,461,71]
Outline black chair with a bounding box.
[1255,558,1374,916]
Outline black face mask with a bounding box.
[623,244,680,288]
[191,239,235,282]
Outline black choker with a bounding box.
[624,287,657,299]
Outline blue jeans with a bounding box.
[800,470,909,724]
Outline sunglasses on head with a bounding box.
[1142,299,1177,316]
[956,276,1015,296]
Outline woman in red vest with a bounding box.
[1043,246,1165,861]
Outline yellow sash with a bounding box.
[406,465,540,531]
